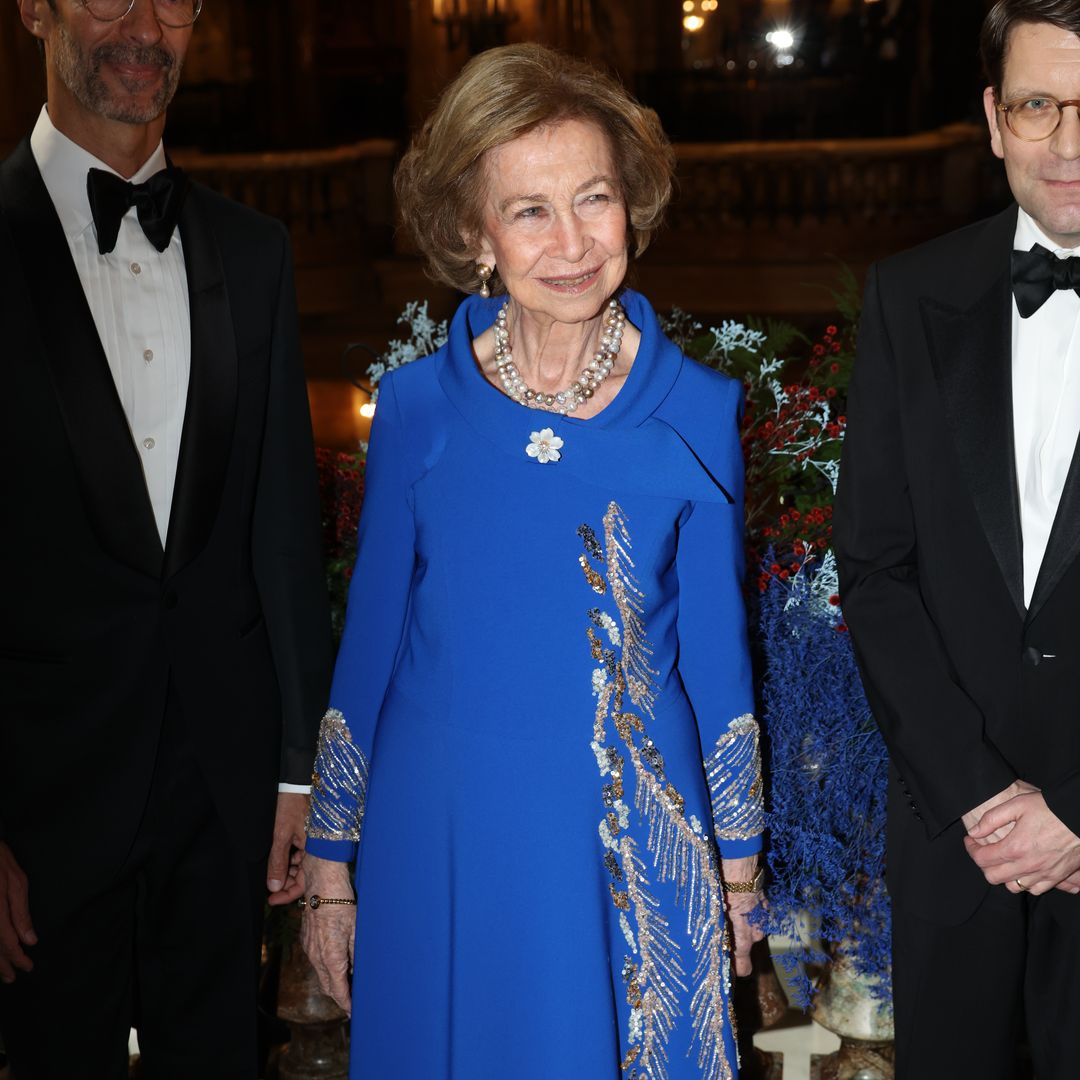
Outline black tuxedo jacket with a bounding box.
[0,140,332,921]
[835,204,1080,925]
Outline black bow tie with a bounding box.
[1012,242,1080,318]
[86,165,188,256]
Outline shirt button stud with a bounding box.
[130,262,141,275]
[143,437,155,450]
[143,348,154,363]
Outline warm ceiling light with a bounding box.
[683,14,705,31]
[769,28,795,50]
[359,401,376,419]
[683,0,694,10]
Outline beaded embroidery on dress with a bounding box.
[306,708,371,842]
[579,502,760,1080]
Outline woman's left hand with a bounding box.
[299,852,356,1014]
[721,855,766,977]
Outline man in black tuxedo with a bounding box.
[835,2,1080,1076]
[0,1,332,1075]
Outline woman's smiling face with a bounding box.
[474,118,629,326]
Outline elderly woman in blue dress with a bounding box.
[300,43,765,1080]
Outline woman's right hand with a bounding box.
[299,852,356,1014]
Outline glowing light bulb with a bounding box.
[683,14,704,31]
[770,28,795,50]
[359,401,376,419]
[682,0,694,10]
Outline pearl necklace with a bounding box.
[493,298,625,414]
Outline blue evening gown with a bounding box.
[306,289,763,1079]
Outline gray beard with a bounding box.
[53,22,181,124]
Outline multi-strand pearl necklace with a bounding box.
[493,298,626,414]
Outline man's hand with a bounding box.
[961,780,1038,845]
[0,842,36,983]
[299,852,355,1014]
[964,791,1080,895]
[266,791,308,907]
[721,855,766,977]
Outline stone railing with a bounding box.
[173,139,398,239]
[173,139,399,320]
[167,124,1006,322]
[661,123,1003,263]
[169,124,1000,264]
[634,122,1006,315]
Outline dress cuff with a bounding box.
[718,834,763,859]
[305,708,370,844]
[706,712,766,845]
[305,836,358,863]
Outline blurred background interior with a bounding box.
[0,0,1005,448]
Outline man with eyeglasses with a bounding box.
[835,1,1080,1076]
[0,2,332,1076]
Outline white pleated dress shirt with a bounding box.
[31,105,190,546]
[31,106,307,795]
[1011,208,1080,607]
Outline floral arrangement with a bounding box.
[365,301,448,404]
[316,278,891,1007]
[316,446,365,642]
[757,561,890,1007]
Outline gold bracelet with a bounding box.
[722,867,764,894]
[297,894,356,910]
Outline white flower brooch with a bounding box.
[526,428,563,464]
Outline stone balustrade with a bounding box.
[173,139,398,238]
[168,123,1005,335]
[663,123,1000,259]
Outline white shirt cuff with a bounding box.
[278,782,312,794]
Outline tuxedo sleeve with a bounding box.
[1042,773,1080,840]
[252,226,333,786]
[834,263,1015,838]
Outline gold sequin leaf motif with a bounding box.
[579,503,736,1080]
[306,708,370,843]
[604,503,659,719]
[705,714,764,844]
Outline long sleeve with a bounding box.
[676,377,763,859]
[306,372,417,862]
[833,264,1015,838]
[253,227,334,786]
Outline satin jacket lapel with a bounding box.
[0,140,162,578]
[922,209,1024,616]
[162,188,238,582]
[1027,420,1080,622]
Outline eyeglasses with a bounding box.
[78,0,203,29]
[997,95,1080,141]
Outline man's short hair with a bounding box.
[981,0,1080,98]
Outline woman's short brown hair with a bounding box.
[394,43,675,296]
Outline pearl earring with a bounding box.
[476,263,493,298]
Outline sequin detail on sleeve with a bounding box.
[306,708,370,843]
[705,714,764,844]
[579,503,737,1080]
